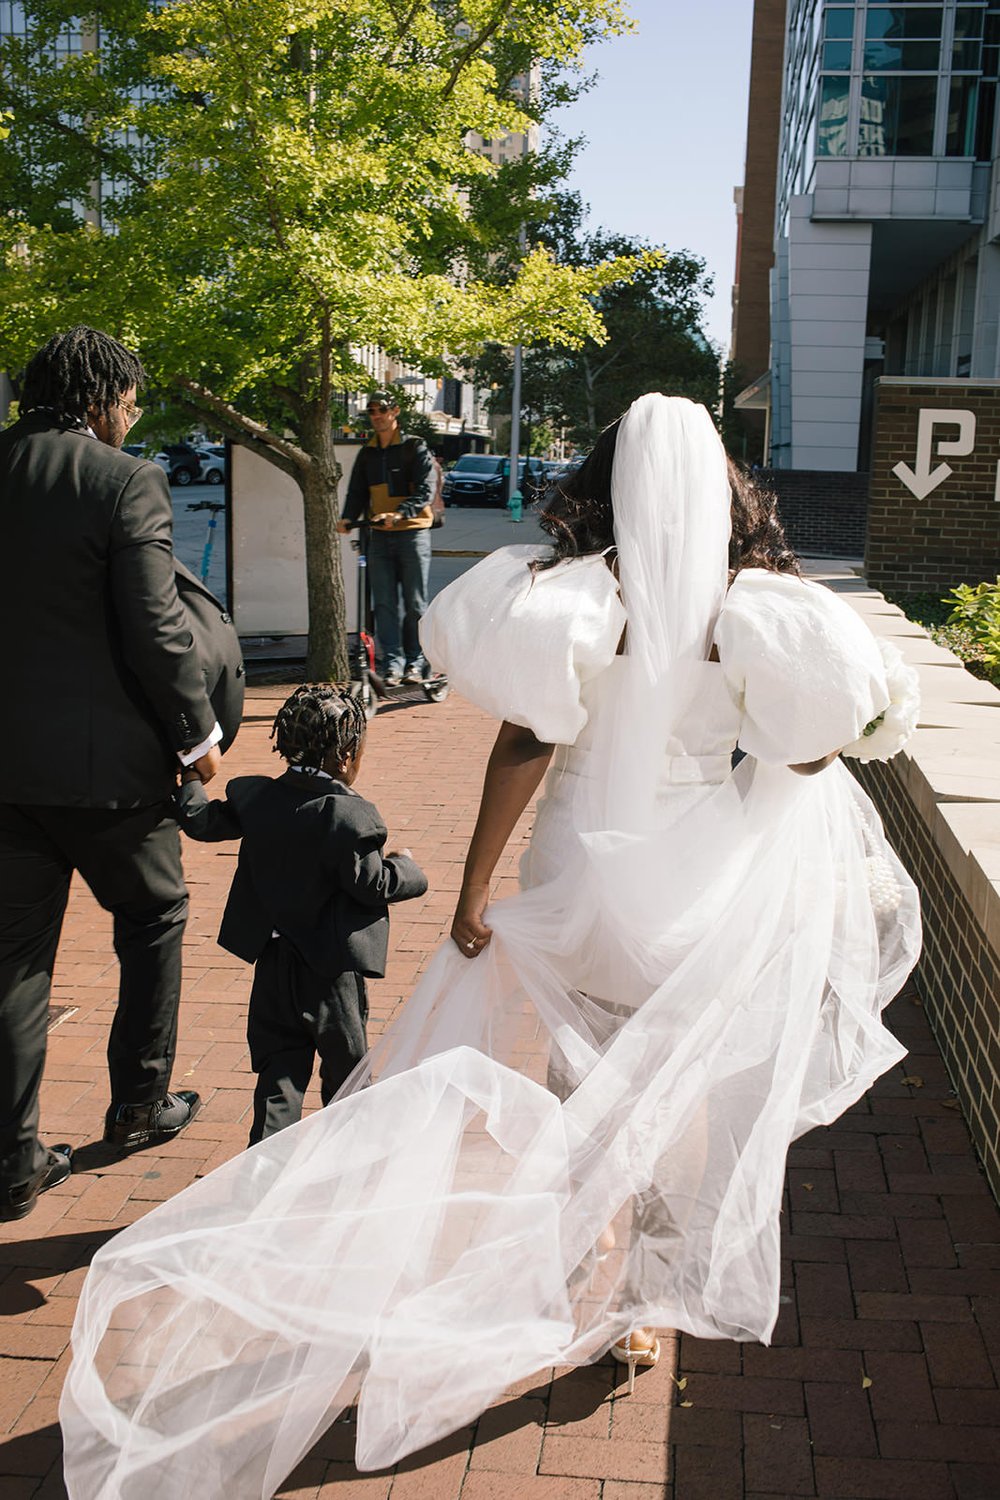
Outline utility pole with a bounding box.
[508,217,527,508]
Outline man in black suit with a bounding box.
[0,325,241,1221]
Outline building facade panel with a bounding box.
[741,0,1000,471]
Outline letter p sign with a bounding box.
[892,409,976,500]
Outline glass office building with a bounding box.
[747,2,1000,470]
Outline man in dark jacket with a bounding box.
[0,326,239,1221]
[336,391,435,685]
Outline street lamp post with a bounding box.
[509,337,523,507]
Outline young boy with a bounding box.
[174,685,427,1144]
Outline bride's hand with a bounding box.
[451,882,492,959]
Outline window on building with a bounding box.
[974,78,997,154]
[818,73,851,154]
[947,3,997,156]
[860,72,938,152]
[441,378,462,418]
[864,5,942,70]
[948,74,979,151]
[825,7,856,42]
[865,7,943,42]
[823,38,853,68]
[984,3,1000,75]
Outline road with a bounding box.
[172,483,550,610]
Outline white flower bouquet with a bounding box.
[841,639,920,763]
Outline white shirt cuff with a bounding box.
[177,722,223,766]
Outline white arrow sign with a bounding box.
[892,408,976,500]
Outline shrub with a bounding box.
[944,579,1000,669]
[886,582,1000,690]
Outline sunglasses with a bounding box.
[366,403,395,415]
[118,400,144,429]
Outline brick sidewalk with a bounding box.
[2,686,999,1499]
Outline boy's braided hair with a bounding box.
[21,325,145,425]
[271,685,367,771]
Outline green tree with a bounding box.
[0,1,641,679]
[475,192,720,452]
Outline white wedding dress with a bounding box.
[61,397,921,1499]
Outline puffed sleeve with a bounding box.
[713,569,890,766]
[420,545,626,744]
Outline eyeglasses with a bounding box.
[118,399,144,429]
[366,403,394,415]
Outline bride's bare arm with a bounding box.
[452,720,554,957]
[789,751,841,775]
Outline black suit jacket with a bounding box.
[174,771,428,978]
[173,559,244,753]
[0,413,228,807]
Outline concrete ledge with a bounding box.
[807,560,1000,1197]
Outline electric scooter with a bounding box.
[347,519,448,713]
[186,498,226,582]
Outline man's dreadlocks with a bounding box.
[271,685,367,772]
[20,325,146,426]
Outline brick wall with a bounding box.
[866,380,1000,594]
[760,468,869,557]
[850,754,1000,1199]
[731,0,785,382]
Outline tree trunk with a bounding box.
[299,408,349,682]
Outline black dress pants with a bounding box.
[0,802,187,1189]
[246,936,369,1145]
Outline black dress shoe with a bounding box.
[103,1090,201,1150]
[0,1145,73,1222]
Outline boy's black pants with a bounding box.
[246,935,369,1144]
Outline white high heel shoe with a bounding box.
[610,1329,661,1394]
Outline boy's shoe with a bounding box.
[382,673,401,687]
[402,666,425,685]
[103,1091,201,1150]
[0,1144,74,1222]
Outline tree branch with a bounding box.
[380,0,423,65]
[177,377,312,472]
[0,85,151,191]
[272,383,306,420]
[586,325,644,384]
[442,1,515,99]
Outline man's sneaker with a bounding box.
[402,666,425,685]
[103,1091,201,1150]
[0,1145,73,1222]
[382,673,401,687]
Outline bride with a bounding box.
[61,395,920,1499]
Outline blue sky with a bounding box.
[554,0,756,353]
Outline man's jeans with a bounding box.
[367,527,432,676]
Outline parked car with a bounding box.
[196,445,226,486]
[520,458,549,500]
[442,454,549,507]
[152,442,203,486]
[442,454,507,506]
[549,454,587,484]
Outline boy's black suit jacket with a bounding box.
[175,771,428,978]
[0,412,243,807]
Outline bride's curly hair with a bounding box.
[533,414,800,581]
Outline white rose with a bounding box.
[842,639,920,763]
